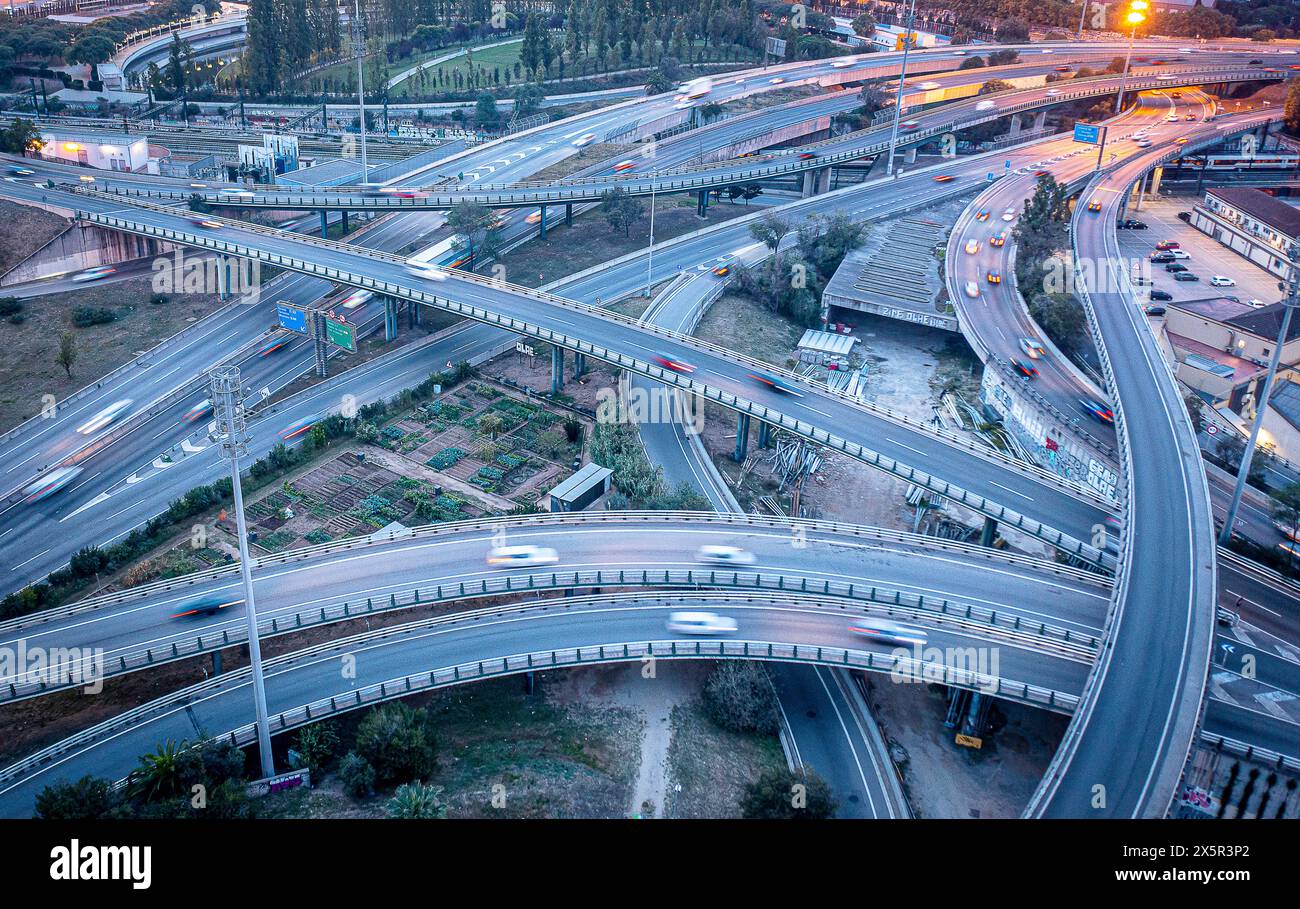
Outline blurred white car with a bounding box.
[486,545,559,568]
[695,545,755,566]
[847,618,928,646]
[76,399,133,435]
[666,612,738,635]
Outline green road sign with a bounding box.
[324,317,356,352]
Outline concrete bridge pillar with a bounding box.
[1008,113,1022,138]
[551,345,565,394]
[565,203,573,226]
[980,516,998,548]
[384,297,398,341]
[696,190,709,219]
[319,210,329,238]
[538,204,547,239]
[341,211,349,234]
[800,167,831,198]
[1032,109,1048,132]
[215,253,227,300]
[573,351,586,379]
[903,147,917,164]
[734,412,751,462]
[1148,165,1163,198]
[757,420,772,449]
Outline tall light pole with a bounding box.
[1114,2,1148,115]
[209,364,275,779]
[353,0,369,183]
[1218,241,1300,546]
[884,0,919,178]
[1077,0,1090,38]
[645,170,657,297]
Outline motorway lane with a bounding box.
[947,90,1218,458]
[0,592,1093,817]
[93,193,1115,541]
[1204,697,1300,765]
[0,134,1118,588]
[1031,114,1278,818]
[0,515,1110,690]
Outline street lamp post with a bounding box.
[646,170,657,297]
[354,0,369,183]
[1218,241,1300,546]
[1077,0,1090,39]
[1115,2,1148,115]
[885,0,919,178]
[209,364,275,779]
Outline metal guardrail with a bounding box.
[0,590,1086,794]
[0,509,1109,635]
[1199,732,1300,774]
[72,203,1117,563]
[0,569,1098,703]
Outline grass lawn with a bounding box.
[664,689,787,818]
[0,273,226,433]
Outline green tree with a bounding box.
[858,84,888,116]
[1284,78,1300,139]
[477,412,504,439]
[167,33,190,95]
[0,118,41,156]
[35,776,125,819]
[850,13,875,38]
[702,662,780,734]
[56,331,77,379]
[447,200,498,268]
[386,780,447,818]
[598,186,644,237]
[995,17,1031,43]
[354,702,438,786]
[130,740,185,802]
[475,92,500,127]
[978,79,1015,96]
[749,213,792,284]
[741,767,837,819]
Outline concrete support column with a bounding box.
[565,203,573,226]
[573,351,586,379]
[341,211,349,234]
[696,190,708,219]
[757,420,772,449]
[384,297,397,341]
[903,146,917,164]
[539,204,547,239]
[734,412,751,462]
[1008,113,1022,138]
[980,516,998,548]
[1148,164,1163,198]
[413,300,422,327]
[1032,109,1047,132]
[551,345,565,394]
[319,210,329,238]
[212,651,222,676]
[215,253,227,300]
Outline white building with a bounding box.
[38,129,152,173]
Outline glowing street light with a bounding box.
[1115,2,1148,114]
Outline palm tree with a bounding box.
[130,740,186,802]
[386,781,447,818]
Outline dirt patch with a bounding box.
[493,196,757,290]
[664,679,787,818]
[858,673,1067,818]
[0,273,226,433]
[0,199,69,275]
[528,143,630,182]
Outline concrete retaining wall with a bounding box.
[0,222,173,286]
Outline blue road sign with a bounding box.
[277,303,308,334]
[1073,123,1101,145]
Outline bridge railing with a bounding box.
[0,576,1099,704]
[0,590,1085,794]
[0,508,1109,635]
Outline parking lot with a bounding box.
[1115,196,1284,308]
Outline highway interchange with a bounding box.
[3,34,1300,818]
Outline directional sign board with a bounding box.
[765,36,786,59]
[276,302,309,334]
[324,317,356,352]
[1073,123,1101,145]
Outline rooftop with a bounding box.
[1207,186,1300,240]
[1167,331,1266,385]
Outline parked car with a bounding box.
[1177,211,1191,222]
[1210,275,1236,287]
[1143,304,1167,316]
[1173,272,1200,282]
[1149,290,1173,301]
[1165,263,1189,273]
[1155,240,1181,251]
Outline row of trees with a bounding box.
[1012,174,1089,360]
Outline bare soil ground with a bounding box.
[0,273,226,433]
[265,673,642,818]
[527,143,629,182]
[492,196,758,289]
[858,674,1067,818]
[0,199,68,274]
[663,677,787,818]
